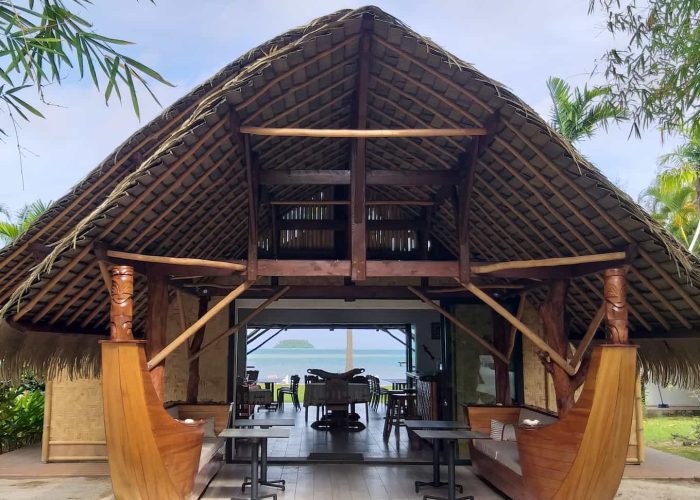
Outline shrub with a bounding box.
[0,373,45,454]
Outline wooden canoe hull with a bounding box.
[101,340,204,500]
[516,345,637,500]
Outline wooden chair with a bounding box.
[304,375,323,421]
[277,374,301,411]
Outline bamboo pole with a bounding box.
[571,303,605,367]
[407,286,508,364]
[240,126,487,138]
[41,380,52,463]
[105,249,246,272]
[460,281,576,376]
[190,286,291,362]
[147,281,252,370]
[471,252,627,275]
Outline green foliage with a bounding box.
[0,198,51,246]
[546,76,626,144]
[0,0,171,132]
[641,129,700,253]
[590,0,700,137]
[0,373,45,455]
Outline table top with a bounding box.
[219,428,290,439]
[232,418,295,427]
[405,420,469,430]
[414,429,489,440]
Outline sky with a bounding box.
[0,0,681,214]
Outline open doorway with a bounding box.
[229,301,440,463]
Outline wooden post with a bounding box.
[492,311,511,404]
[244,134,259,281]
[187,296,210,403]
[604,268,629,344]
[110,265,133,341]
[350,13,372,281]
[146,271,169,401]
[539,280,576,414]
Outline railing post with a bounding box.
[110,265,134,341]
[604,267,628,344]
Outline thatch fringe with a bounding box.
[638,339,700,389]
[0,320,103,381]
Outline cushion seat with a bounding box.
[473,439,522,475]
[199,437,225,471]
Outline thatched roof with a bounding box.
[0,6,699,385]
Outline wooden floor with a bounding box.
[241,403,432,462]
[202,463,504,500]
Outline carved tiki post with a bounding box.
[110,266,134,341]
[604,268,628,344]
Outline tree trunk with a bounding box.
[186,296,210,403]
[146,272,168,402]
[492,311,511,404]
[538,280,591,416]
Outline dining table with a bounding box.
[405,420,469,493]
[413,429,489,500]
[232,418,295,493]
[219,427,290,500]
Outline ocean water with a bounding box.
[247,348,406,382]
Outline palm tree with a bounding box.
[546,76,626,143]
[0,200,52,246]
[653,130,700,252]
[641,182,699,247]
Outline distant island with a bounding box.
[274,339,314,348]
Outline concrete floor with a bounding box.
[1,473,699,499]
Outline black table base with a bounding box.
[415,439,463,493]
[310,409,365,432]
[242,438,286,493]
[234,438,277,500]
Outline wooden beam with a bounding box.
[259,169,459,187]
[351,13,372,282]
[146,281,253,370]
[239,126,487,138]
[277,219,426,231]
[97,260,112,294]
[269,199,434,206]
[407,286,508,364]
[506,291,527,361]
[244,133,259,281]
[146,271,168,401]
[191,286,291,361]
[100,248,246,274]
[461,280,576,376]
[255,259,459,277]
[571,303,605,367]
[471,252,628,279]
[186,296,209,403]
[492,311,512,404]
[456,145,478,283]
